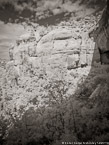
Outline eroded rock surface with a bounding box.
[9,25,96,77]
[0,16,103,117]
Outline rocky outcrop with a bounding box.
[8,25,96,77]
[89,4,109,64]
[0,16,102,117]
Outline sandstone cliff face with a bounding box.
[0,20,98,116]
[1,6,109,144]
[89,4,109,64]
[0,15,101,113]
[1,12,107,117]
[8,24,96,77]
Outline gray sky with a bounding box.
[0,21,25,60]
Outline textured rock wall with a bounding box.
[89,4,109,64]
[0,16,101,116]
[8,24,96,78]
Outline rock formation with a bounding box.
[8,20,96,77]
[89,0,109,64]
[0,15,101,115]
[0,2,109,144]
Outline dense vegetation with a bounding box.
[0,64,109,145]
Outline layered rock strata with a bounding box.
[0,19,102,116]
[8,26,96,78]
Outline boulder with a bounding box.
[36,28,82,70]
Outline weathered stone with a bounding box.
[8,26,96,78]
[36,41,54,55]
[53,40,68,51]
[79,48,87,67]
[67,54,79,69]
[86,53,93,65]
